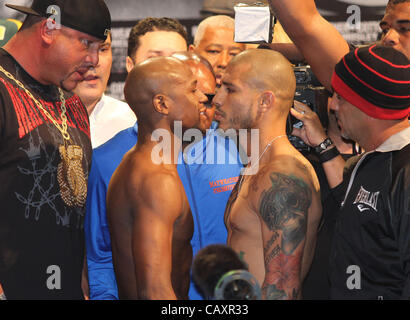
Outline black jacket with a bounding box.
[329,127,410,300]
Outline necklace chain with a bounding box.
[253,135,288,167]
[0,65,70,141]
[238,134,287,191]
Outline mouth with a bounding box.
[74,65,94,81]
[213,110,224,121]
[82,74,99,85]
[73,69,88,81]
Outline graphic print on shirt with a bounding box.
[2,79,89,229]
[353,186,380,213]
[0,77,90,139]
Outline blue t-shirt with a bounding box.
[85,121,243,300]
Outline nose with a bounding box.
[198,90,208,112]
[85,45,100,68]
[329,93,339,112]
[381,28,400,47]
[216,50,230,70]
[212,90,222,109]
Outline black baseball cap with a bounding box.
[5,0,111,40]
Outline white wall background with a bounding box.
[0,0,204,20]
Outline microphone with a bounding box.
[192,244,261,300]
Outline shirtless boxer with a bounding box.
[213,49,322,299]
[106,57,207,300]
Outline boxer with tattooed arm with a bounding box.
[213,49,322,300]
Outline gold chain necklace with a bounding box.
[0,65,87,207]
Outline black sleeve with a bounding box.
[390,146,410,299]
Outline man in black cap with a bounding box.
[0,0,111,299]
[325,45,410,299]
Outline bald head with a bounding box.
[172,51,216,93]
[124,56,193,119]
[228,49,296,105]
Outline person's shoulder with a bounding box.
[391,142,410,178]
[265,152,318,182]
[247,153,319,205]
[102,95,132,112]
[101,94,136,124]
[94,124,137,155]
[142,168,183,192]
[128,167,186,216]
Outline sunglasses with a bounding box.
[205,93,215,108]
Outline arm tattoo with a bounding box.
[259,172,311,299]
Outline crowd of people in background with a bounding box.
[0,0,409,300]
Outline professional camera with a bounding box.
[286,64,330,153]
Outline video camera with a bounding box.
[287,65,329,153]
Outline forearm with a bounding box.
[82,255,89,300]
[268,0,349,90]
[264,43,305,63]
[320,148,346,188]
[136,271,177,300]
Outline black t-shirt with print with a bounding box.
[0,49,92,299]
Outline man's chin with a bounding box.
[60,79,79,92]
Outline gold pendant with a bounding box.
[57,144,87,207]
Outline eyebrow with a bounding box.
[205,44,242,50]
[147,50,164,55]
[380,19,410,26]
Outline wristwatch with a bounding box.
[314,137,333,154]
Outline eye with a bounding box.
[381,27,389,35]
[206,49,221,55]
[99,46,110,53]
[398,25,410,33]
[80,39,91,48]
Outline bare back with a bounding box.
[107,146,193,300]
[225,143,321,299]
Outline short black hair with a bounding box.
[127,17,188,60]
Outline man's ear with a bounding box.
[259,91,275,113]
[126,56,135,73]
[152,94,171,115]
[39,18,58,45]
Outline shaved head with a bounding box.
[228,49,296,108]
[213,49,297,131]
[124,56,205,132]
[124,56,193,118]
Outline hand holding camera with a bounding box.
[290,100,328,148]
